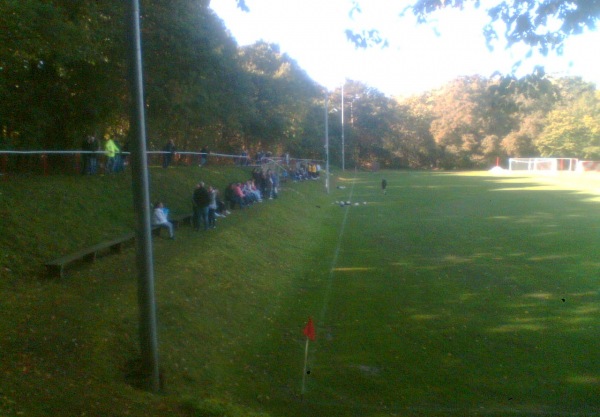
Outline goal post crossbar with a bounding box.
[508,157,578,172]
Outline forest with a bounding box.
[2,0,599,169]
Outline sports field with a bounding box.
[244,171,600,416]
[1,169,599,417]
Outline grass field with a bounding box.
[1,169,599,416]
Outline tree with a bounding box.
[536,90,600,158]
[238,42,321,154]
[494,69,558,157]
[343,0,600,56]
[0,0,127,149]
[140,0,251,151]
[427,75,498,167]
[389,95,438,168]
[351,85,398,166]
[422,1,596,51]
[235,0,599,53]
[0,0,324,158]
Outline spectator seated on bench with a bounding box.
[152,201,175,239]
[232,182,249,209]
[243,180,262,203]
[207,184,230,221]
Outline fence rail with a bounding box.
[0,150,316,178]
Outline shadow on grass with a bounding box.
[288,172,600,415]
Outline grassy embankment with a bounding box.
[1,168,600,417]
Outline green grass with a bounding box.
[1,169,600,416]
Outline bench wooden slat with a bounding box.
[171,213,192,227]
[45,232,136,278]
[45,213,192,278]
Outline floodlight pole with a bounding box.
[341,82,345,171]
[128,0,160,392]
[325,93,330,194]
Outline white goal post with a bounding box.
[508,157,578,172]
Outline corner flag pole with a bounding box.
[301,317,316,397]
[301,337,310,396]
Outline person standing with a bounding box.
[81,135,99,175]
[192,182,210,231]
[381,178,387,195]
[270,169,279,199]
[113,138,124,173]
[207,185,218,229]
[199,146,208,167]
[240,149,248,166]
[163,139,176,168]
[104,136,119,174]
[120,140,130,170]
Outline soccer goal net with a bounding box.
[508,158,578,172]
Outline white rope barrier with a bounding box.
[0,149,320,163]
[0,150,246,160]
[0,150,322,178]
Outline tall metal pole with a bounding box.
[341,82,345,171]
[325,93,330,194]
[128,0,160,392]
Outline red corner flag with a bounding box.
[303,317,316,341]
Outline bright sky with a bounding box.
[210,0,600,97]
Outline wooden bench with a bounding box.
[170,213,192,228]
[46,213,193,278]
[45,232,136,278]
[151,213,191,237]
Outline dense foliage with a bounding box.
[1,0,599,169]
[349,0,600,54]
[328,75,599,169]
[0,0,323,157]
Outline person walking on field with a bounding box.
[381,178,387,195]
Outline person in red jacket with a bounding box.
[232,182,247,209]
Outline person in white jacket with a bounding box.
[152,202,174,239]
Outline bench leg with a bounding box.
[46,264,64,279]
[110,242,123,253]
[83,252,97,262]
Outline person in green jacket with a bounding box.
[104,136,119,174]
